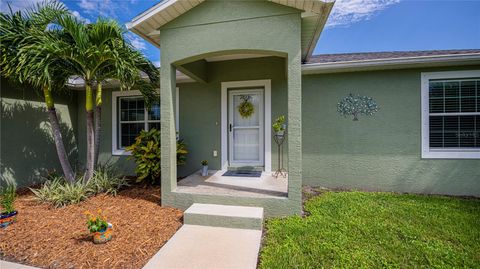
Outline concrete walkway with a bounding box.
[0,260,40,269]
[142,203,264,269]
[142,225,262,269]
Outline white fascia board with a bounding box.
[303,1,335,62]
[302,54,480,74]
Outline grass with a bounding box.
[259,191,480,269]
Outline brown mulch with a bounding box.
[0,186,183,269]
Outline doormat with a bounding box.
[222,170,262,177]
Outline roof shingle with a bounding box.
[307,49,480,64]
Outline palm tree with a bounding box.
[30,15,158,180]
[2,2,158,181]
[92,40,159,167]
[0,1,76,182]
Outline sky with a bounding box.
[1,0,479,65]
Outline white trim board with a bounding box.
[420,70,480,159]
[221,80,272,172]
[112,88,179,156]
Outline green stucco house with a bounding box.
[1,0,479,216]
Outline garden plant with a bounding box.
[127,128,188,184]
[84,209,113,244]
[0,184,17,228]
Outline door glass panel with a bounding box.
[230,91,262,163]
[233,129,260,161]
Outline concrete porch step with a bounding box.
[184,203,264,230]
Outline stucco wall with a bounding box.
[0,78,79,187]
[302,66,480,196]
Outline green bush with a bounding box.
[31,164,129,207]
[0,184,16,214]
[87,163,129,196]
[126,128,188,184]
[30,176,89,207]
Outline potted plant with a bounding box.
[273,115,286,136]
[201,160,208,176]
[0,184,17,228]
[84,209,113,244]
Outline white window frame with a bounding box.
[421,70,480,159]
[112,88,179,155]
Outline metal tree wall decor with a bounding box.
[238,95,255,118]
[337,93,379,121]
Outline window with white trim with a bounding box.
[118,96,160,148]
[421,71,480,159]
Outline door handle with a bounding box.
[229,123,232,132]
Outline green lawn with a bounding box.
[259,191,480,269]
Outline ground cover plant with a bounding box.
[0,186,182,269]
[260,190,480,269]
[30,164,129,207]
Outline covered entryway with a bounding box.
[126,0,334,216]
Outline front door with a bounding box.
[228,89,264,167]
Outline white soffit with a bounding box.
[126,0,335,61]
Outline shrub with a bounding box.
[30,176,89,207]
[0,184,16,214]
[126,128,188,184]
[31,164,128,207]
[87,163,129,196]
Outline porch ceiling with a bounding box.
[126,0,335,62]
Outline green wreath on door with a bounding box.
[238,95,255,118]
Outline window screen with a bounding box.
[118,96,160,149]
[428,79,479,149]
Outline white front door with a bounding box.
[228,89,264,167]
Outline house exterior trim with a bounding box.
[302,54,480,74]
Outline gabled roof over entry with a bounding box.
[126,0,334,62]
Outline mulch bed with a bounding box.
[0,186,183,269]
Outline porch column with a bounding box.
[160,60,177,201]
[287,51,303,214]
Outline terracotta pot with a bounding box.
[93,223,113,244]
[0,211,17,228]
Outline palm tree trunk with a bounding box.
[93,83,102,168]
[43,86,75,183]
[85,83,95,181]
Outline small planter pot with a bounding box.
[0,211,18,228]
[201,166,208,176]
[275,130,285,136]
[93,223,113,244]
